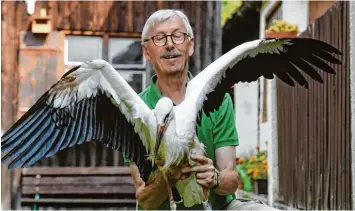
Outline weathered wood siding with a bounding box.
[277,2,351,209]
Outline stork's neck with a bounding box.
[155,72,188,105]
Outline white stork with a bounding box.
[1,38,342,210]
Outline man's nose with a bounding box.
[165,36,175,49]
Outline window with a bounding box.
[118,70,146,94]
[65,35,146,93]
[65,35,103,66]
[109,38,145,69]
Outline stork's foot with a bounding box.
[170,200,177,211]
[202,200,212,211]
[166,178,177,210]
[202,185,211,210]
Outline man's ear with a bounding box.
[188,38,194,56]
[142,43,151,61]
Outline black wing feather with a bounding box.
[1,66,152,182]
[199,38,342,120]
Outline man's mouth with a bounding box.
[163,55,181,59]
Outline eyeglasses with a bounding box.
[144,32,190,47]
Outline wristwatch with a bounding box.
[212,168,220,189]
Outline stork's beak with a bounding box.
[155,124,166,158]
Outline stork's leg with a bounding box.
[202,186,212,210]
[166,178,177,211]
[162,172,176,211]
[189,143,212,211]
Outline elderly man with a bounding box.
[124,9,277,210]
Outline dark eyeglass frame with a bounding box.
[143,32,190,47]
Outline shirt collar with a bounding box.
[147,71,194,108]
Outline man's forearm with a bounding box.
[135,171,168,210]
[213,168,240,195]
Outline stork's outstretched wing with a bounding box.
[1,60,153,181]
[187,38,342,119]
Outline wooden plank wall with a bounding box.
[277,1,351,209]
[1,1,221,167]
[309,1,336,24]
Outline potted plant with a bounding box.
[265,19,299,38]
[237,146,268,194]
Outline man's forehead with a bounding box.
[150,17,185,34]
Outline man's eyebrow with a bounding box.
[154,28,181,35]
[154,31,166,35]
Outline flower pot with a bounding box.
[252,179,268,195]
[265,31,298,38]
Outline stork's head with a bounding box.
[155,97,175,125]
[154,97,175,156]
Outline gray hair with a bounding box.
[141,9,194,43]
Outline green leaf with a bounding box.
[175,173,205,207]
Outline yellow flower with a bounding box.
[252,169,260,179]
[236,157,245,164]
[265,19,299,33]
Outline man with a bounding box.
[124,9,277,210]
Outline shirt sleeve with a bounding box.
[212,93,239,149]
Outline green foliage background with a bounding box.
[221,0,242,26]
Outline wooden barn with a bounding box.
[1,1,222,210]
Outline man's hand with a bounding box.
[181,154,216,189]
[155,160,191,181]
[168,163,192,181]
[129,162,170,210]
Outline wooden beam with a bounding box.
[22,176,134,186]
[21,198,136,204]
[61,30,141,38]
[127,0,133,32]
[22,185,135,195]
[21,167,131,176]
[194,1,201,74]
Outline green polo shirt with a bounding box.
[124,72,239,210]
